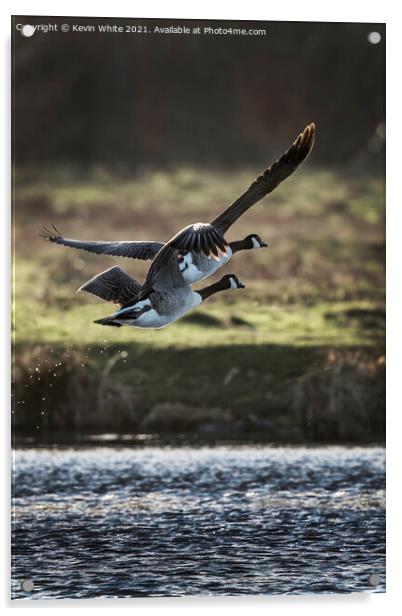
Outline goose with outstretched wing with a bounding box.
[78,255,245,329]
[42,123,315,284]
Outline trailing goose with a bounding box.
[42,123,315,284]
[78,262,245,329]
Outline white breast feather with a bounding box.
[183,247,233,284]
[116,292,202,329]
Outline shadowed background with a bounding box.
[12,17,385,443]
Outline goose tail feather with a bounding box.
[94,316,122,327]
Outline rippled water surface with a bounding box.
[12,445,385,599]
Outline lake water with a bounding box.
[11,445,385,599]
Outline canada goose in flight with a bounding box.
[42,123,315,284]
[79,264,245,329]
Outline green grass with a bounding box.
[14,283,383,349]
[14,165,384,223]
[12,165,385,441]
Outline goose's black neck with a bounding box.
[197,278,227,301]
[229,238,249,254]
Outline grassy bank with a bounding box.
[12,166,385,442]
[13,342,384,443]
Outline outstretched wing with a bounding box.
[41,225,164,261]
[77,266,142,305]
[211,123,316,234]
[167,223,228,259]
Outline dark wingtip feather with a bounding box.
[39,223,62,241]
[286,122,316,165]
[300,122,316,151]
[39,225,51,239]
[210,123,317,235]
[51,223,60,234]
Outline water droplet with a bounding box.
[73,258,84,271]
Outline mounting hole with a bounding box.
[21,579,34,592]
[21,24,35,37]
[368,573,381,586]
[368,31,381,45]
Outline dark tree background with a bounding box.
[12,17,385,172]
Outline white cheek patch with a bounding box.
[229,277,238,289]
[251,237,262,249]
